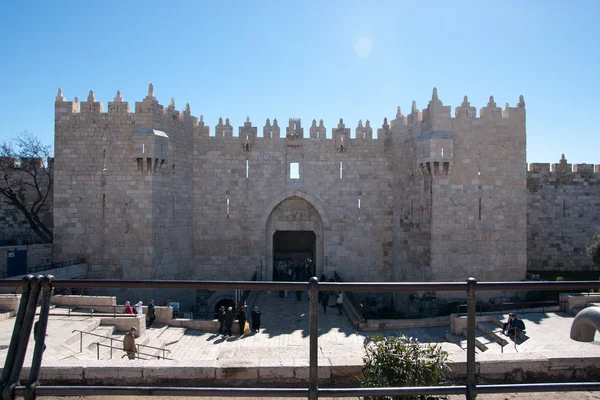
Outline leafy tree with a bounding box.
[0,131,53,243]
[587,229,600,267]
[360,334,449,400]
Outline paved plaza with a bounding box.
[0,291,599,386]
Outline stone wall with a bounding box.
[193,117,394,282]
[53,89,194,286]
[527,158,600,271]
[52,85,574,309]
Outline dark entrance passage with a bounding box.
[273,231,316,281]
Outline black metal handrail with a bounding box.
[54,304,140,317]
[333,271,365,324]
[94,342,173,361]
[457,299,560,315]
[2,276,600,400]
[0,258,86,279]
[71,329,170,358]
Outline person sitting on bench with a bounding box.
[503,313,526,337]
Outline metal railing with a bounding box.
[457,300,559,315]
[94,342,173,361]
[1,276,599,400]
[0,258,86,279]
[56,304,138,317]
[71,329,171,360]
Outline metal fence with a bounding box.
[0,276,599,399]
[0,258,86,279]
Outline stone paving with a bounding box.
[0,293,599,383]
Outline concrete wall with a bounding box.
[559,292,600,314]
[0,294,21,313]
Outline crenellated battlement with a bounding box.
[529,155,600,176]
[55,85,526,143]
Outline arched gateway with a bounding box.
[262,192,327,281]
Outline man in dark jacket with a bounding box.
[217,306,226,334]
[223,307,234,337]
[146,299,156,328]
[503,313,526,336]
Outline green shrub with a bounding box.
[359,334,449,400]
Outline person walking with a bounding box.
[223,306,234,337]
[217,306,226,334]
[251,306,262,333]
[336,292,344,316]
[33,320,47,353]
[321,292,329,314]
[237,305,246,336]
[146,299,156,328]
[123,327,137,360]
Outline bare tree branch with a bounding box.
[0,131,53,243]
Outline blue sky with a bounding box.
[0,1,598,164]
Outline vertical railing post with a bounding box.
[80,331,82,353]
[466,277,478,400]
[308,277,319,400]
[0,275,33,390]
[3,275,43,400]
[25,275,55,400]
[110,339,113,360]
[96,342,100,360]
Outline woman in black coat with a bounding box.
[251,306,262,333]
[238,305,247,336]
[223,307,234,336]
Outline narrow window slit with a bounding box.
[137,158,143,171]
[226,198,230,218]
[340,161,343,179]
[246,159,249,179]
[102,194,106,218]
[103,149,106,170]
[479,198,482,220]
[290,162,299,180]
[142,143,145,154]
[147,158,152,172]
[563,199,566,217]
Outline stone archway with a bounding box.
[264,194,325,281]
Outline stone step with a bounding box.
[158,326,187,346]
[477,321,509,348]
[0,311,14,322]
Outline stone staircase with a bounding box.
[446,316,528,354]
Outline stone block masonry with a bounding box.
[528,155,600,271]
[48,84,598,308]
